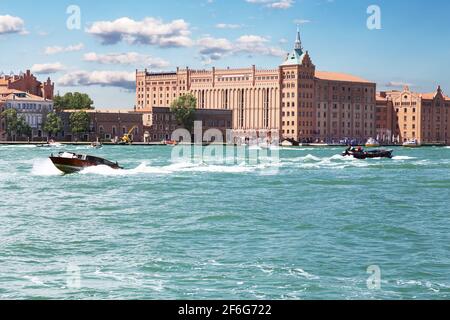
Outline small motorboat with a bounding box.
[50,152,122,174]
[163,140,178,146]
[37,141,63,148]
[343,147,393,160]
[403,139,421,148]
[91,141,103,149]
[365,138,380,148]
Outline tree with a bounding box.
[69,111,90,141]
[0,109,31,141]
[54,92,94,111]
[43,112,63,139]
[170,94,196,131]
[17,117,32,139]
[1,109,20,140]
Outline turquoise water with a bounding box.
[0,145,449,300]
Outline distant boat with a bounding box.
[403,139,421,148]
[343,147,393,160]
[37,141,63,148]
[163,140,178,146]
[50,152,122,174]
[365,138,380,148]
[90,141,103,149]
[281,140,293,147]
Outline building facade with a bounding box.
[376,86,450,144]
[136,29,377,143]
[58,110,144,142]
[146,107,232,142]
[0,70,54,100]
[0,89,54,141]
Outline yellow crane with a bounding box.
[120,126,137,144]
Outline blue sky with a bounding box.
[1,0,449,108]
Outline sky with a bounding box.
[0,0,449,109]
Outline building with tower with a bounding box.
[376,86,450,145]
[136,29,377,143]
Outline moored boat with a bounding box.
[403,139,421,148]
[163,140,178,146]
[343,147,393,160]
[365,138,380,148]
[49,152,122,174]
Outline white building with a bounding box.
[0,89,54,140]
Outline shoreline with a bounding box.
[0,141,448,147]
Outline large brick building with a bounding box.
[147,107,232,142]
[0,70,54,100]
[136,29,377,143]
[376,86,450,144]
[58,110,144,142]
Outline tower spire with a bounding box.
[294,25,303,54]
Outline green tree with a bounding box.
[54,92,94,111]
[17,117,32,139]
[0,109,31,141]
[69,111,90,141]
[1,109,20,140]
[43,112,63,139]
[170,94,196,131]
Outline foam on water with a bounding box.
[393,156,417,160]
[79,161,263,176]
[0,145,37,149]
[31,159,63,176]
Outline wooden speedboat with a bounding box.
[49,152,122,174]
[343,147,393,160]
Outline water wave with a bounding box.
[80,161,265,176]
[393,156,417,160]
[279,153,429,170]
[0,144,37,149]
[31,159,63,176]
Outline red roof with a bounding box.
[315,71,373,84]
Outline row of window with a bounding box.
[6,103,52,111]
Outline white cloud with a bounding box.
[83,52,170,68]
[385,81,414,88]
[215,23,242,29]
[45,43,84,55]
[294,19,311,24]
[0,15,26,35]
[245,0,294,9]
[58,70,135,90]
[31,62,65,74]
[269,0,294,9]
[198,34,286,63]
[86,17,193,47]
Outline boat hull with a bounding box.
[50,157,121,174]
[343,149,393,160]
